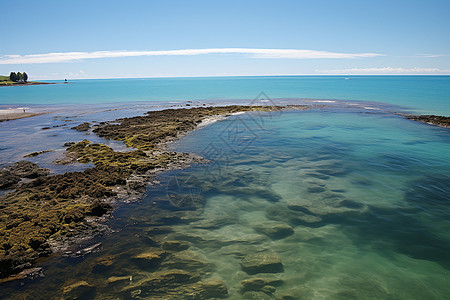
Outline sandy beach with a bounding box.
[0,108,49,122]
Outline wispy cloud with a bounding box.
[317,67,450,75]
[416,53,447,58]
[0,48,383,64]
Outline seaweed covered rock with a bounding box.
[71,122,91,132]
[24,150,53,158]
[0,166,123,278]
[8,161,50,178]
[240,253,284,275]
[62,280,96,299]
[405,114,450,128]
[93,106,281,151]
[120,269,227,299]
[0,170,20,189]
[240,277,283,292]
[253,221,294,240]
[0,161,50,189]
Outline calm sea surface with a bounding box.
[0,76,449,299]
[1,76,449,115]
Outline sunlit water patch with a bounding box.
[1,109,449,299]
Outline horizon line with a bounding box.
[31,73,450,80]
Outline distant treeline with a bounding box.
[9,72,28,82]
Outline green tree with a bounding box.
[17,72,23,81]
[9,72,17,82]
[23,72,28,82]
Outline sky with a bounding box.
[1,0,449,79]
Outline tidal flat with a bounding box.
[0,103,449,299]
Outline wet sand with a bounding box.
[0,109,50,122]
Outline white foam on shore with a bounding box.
[196,115,226,128]
[312,100,336,103]
[197,111,247,128]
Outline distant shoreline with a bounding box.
[0,82,60,87]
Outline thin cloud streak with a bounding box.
[0,48,383,64]
[317,67,450,75]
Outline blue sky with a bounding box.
[1,0,449,79]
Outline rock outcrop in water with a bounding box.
[0,161,50,189]
[403,114,450,128]
[240,253,284,275]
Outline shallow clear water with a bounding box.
[2,108,449,299]
[1,76,449,115]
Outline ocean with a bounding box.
[0,76,449,298]
[1,76,450,115]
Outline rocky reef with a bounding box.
[404,114,450,128]
[0,161,50,189]
[0,105,292,281]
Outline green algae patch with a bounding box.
[66,140,157,172]
[65,140,189,173]
[0,166,126,278]
[93,106,281,151]
[24,150,53,158]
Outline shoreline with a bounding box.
[0,105,305,281]
[0,111,50,122]
[0,82,58,87]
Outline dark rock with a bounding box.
[23,150,53,158]
[253,221,294,240]
[266,206,322,227]
[340,199,364,209]
[261,285,277,294]
[240,253,284,274]
[71,122,91,131]
[161,250,212,272]
[88,200,112,217]
[0,161,50,189]
[120,269,201,297]
[307,186,327,193]
[241,277,283,292]
[0,170,20,189]
[145,226,173,236]
[10,161,50,178]
[404,114,450,128]
[182,279,228,299]
[162,240,189,251]
[274,288,305,300]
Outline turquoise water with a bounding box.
[1,76,449,115]
[0,77,450,298]
[1,109,449,299]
